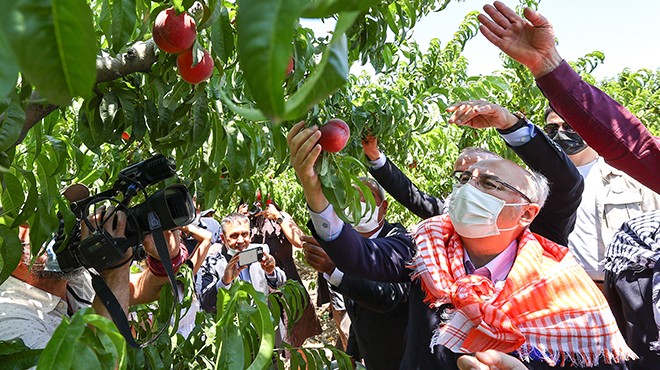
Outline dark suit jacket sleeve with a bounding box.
[310,222,414,283]
[507,125,584,245]
[334,275,410,313]
[369,158,443,219]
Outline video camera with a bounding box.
[51,154,196,273]
[247,201,262,218]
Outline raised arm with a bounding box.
[478,1,660,193]
[180,223,213,274]
[447,100,583,245]
[256,204,305,249]
[363,135,443,219]
[287,122,414,283]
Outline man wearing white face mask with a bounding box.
[288,121,634,369]
[304,177,409,370]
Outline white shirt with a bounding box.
[0,276,70,349]
[569,159,602,280]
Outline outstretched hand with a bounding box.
[457,350,528,370]
[478,1,562,77]
[361,135,381,161]
[287,121,328,213]
[447,100,518,130]
[301,235,336,275]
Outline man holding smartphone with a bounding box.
[195,213,286,313]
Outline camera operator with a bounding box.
[0,206,185,349]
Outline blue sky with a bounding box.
[304,1,660,80]
[411,0,660,79]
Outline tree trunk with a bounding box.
[11,39,159,146]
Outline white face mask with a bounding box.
[448,183,527,238]
[353,202,382,233]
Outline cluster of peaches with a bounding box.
[153,7,213,84]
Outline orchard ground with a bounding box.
[296,250,340,349]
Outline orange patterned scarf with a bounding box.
[409,215,636,367]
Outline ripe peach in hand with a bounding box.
[318,119,350,153]
[153,8,197,54]
[177,48,214,84]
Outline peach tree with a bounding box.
[1,0,658,368]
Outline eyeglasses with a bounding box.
[453,170,533,203]
[227,231,250,240]
[543,121,574,135]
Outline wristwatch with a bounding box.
[276,216,284,225]
[497,111,529,134]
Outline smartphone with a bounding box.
[237,244,265,267]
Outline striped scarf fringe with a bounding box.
[407,215,637,367]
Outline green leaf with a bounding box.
[283,11,356,120]
[37,309,88,369]
[0,224,22,285]
[0,339,41,370]
[215,322,244,370]
[0,0,97,105]
[0,31,18,99]
[236,0,307,122]
[110,0,138,54]
[301,0,378,18]
[1,171,24,219]
[10,170,38,229]
[210,6,234,65]
[186,91,211,157]
[0,94,26,152]
[217,88,267,122]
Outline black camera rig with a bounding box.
[51,154,196,272]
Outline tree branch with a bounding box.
[11,39,158,146]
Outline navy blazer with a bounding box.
[332,222,410,370]
[311,223,624,370]
[370,125,584,245]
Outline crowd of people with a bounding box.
[1,1,659,369]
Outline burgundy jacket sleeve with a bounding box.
[536,61,660,193]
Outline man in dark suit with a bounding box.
[357,100,586,367]
[362,99,583,247]
[284,97,625,369]
[303,177,409,370]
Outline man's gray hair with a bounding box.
[221,212,249,234]
[358,176,386,202]
[526,170,550,208]
[459,146,501,159]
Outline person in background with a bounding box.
[195,213,285,313]
[364,98,583,247]
[246,200,323,347]
[303,177,409,370]
[544,107,659,290]
[477,1,659,193]
[603,210,660,369]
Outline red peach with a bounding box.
[177,48,214,84]
[153,8,197,54]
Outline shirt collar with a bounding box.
[367,224,385,239]
[2,276,67,315]
[463,239,518,284]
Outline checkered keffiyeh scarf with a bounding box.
[603,210,660,352]
[408,215,636,367]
